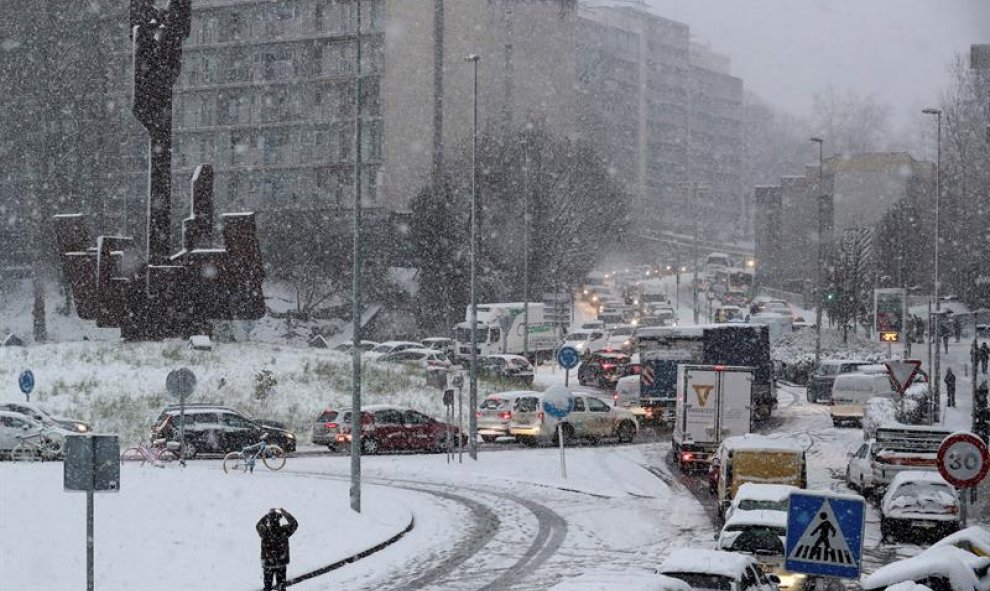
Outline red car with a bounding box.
[336,405,462,454]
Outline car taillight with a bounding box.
[476,411,482,418]
[325,422,338,429]
[682,452,694,462]
[613,393,619,401]
[949,506,959,515]
[498,411,512,420]
[538,411,545,424]
[602,363,615,370]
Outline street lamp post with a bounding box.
[923,107,942,423]
[523,139,530,362]
[350,0,363,513]
[810,137,825,367]
[465,54,480,459]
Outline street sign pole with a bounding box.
[541,385,574,480]
[166,368,197,466]
[65,434,120,591]
[558,423,567,478]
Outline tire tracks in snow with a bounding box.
[285,468,568,591]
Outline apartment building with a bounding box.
[576,3,744,238]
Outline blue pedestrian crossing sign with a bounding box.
[785,490,866,579]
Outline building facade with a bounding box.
[754,152,934,293]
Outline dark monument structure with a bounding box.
[54,0,265,340]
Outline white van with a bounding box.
[831,373,896,427]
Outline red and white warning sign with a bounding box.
[641,365,655,387]
[885,359,922,395]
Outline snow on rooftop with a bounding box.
[734,483,799,502]
[723,509,788,529]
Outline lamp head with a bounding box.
[810,136,823,144]
[922,108,942,116]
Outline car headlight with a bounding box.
[286,433,296,439]
[75,424,89,433]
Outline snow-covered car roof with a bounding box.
[862,545,989,591]
[0,410,44,427]
[483,354,531,362]
[721,434,805,453]
[659,548,756,579]
[733,483,799,503]
[375,340,423,348]
[723,509,788,530]
[549,570,691,591]
[381,347,443,357]
[482,391,536,400]
[888,470,953,487]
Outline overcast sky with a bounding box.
[646,0,990,129]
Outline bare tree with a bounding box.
[812,86,893,154]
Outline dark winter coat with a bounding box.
[980,344,990,363]
[945,371,956,389]
[257,511,298,566]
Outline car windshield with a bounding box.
[564,333,587,340]
[737,499,788,512]
[664,573,733,591]
[479,398,510,411]
[514,397,539,412]
[372,344,393,353]
[730,528,785,555]
[317,410,338,422]
[892,483,956,507]
[611,327,634,336]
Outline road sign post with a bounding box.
[166,368,197,465]
[18,369,35,402]
[937,432,990,527]
[64,434,120,591]
[785,490,866,581]
[541,385,574,479]
[556,345,580,388]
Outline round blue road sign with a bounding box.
[556,346,580,370]
[542,385,575,419]
[18,370,35,395]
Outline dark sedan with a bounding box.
[577,352,633,389]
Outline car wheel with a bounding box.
[519,436,537,447]
[616,420,636,443]
[481,435,496,443]
[362,438,380,455]
[327,443,337,453]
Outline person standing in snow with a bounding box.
[257,507,298,591]
[980,342,989,375]
[945,367,956,408]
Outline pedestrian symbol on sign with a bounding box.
[788,500,855,566]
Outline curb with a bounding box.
[258,514,415,590]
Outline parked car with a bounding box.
[724,483,799,522]
[830,373,897,427]
[377,347,452,369]
[659,548,780,591]
[421,337,456,355]
[881,470,961,542]
[477,355,535,385]
[150,404,297,458]
[805,360,873,403]
[715,510,806,590]
[365,340,424,358]
[0,410,68,458]
[0,401,91,433]
[577,351,633,389]
[562,329,608,356]
[336,405,462,454]
[509,392,638,446]
[476,391,535,442]
[333,340,379,354]
[312,407,345,451]
[846,440,880,494]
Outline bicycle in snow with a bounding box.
[223,434,287,473]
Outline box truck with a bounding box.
[672,364,754,472]
[453,303,561,362]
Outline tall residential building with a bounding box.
[576,2,744,238]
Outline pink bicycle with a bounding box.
[120,439,178,467]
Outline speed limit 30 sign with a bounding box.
[937,432,990,488]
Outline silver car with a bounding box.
[477,391,534,442]
[312,408,345,451]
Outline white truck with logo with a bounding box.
[454,303,561,363]
[673,364,754,472]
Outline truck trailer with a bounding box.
[672,364,754,471]
[453,303,561,362]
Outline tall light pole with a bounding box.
[350,0,363,513]
[810,136,825,367]
[465,54,480,459]
[923,107,942,423]
[522,137,530,362]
